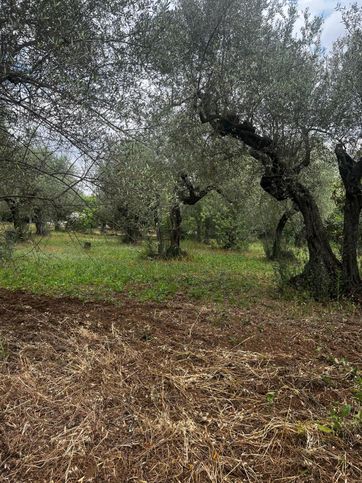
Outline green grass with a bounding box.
[0,232,275,305]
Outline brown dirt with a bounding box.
[0,288,361,482]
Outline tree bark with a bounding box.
[166,174,215,257]
[261,174,341,295]
[34,208,48,236]
[289,182,341,295]
[153,201,165,256]
[270,210,294,260]
[100,221,107,234]
[5,198,29,240]
[335,144,362,291]
[203,217,212,243]
[167,203,182,257]
[342,193,361,287]
[54,220,62,231]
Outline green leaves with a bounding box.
[266,391,276,404]
[317,423,333,434]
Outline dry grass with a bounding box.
[0,290,361,482]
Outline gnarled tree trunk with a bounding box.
[261,173,341,296]
[342,193,361,287]
[335,144,362,292]
[289,182,341,296]
[199,100,342,297]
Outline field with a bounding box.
[0,232,361,482]
[0,232,275,305]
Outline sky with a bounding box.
[297,0,361,48]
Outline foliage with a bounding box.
[1,0,362,297]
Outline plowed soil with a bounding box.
[0,289,361,482]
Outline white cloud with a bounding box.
[321,10,346,49]
[298,0,352,16]
[298,0,334,15]
[297,0,354,49]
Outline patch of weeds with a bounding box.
[317,404,354,434]
[266,391,276,404]
[138,281,179,302]
[318,354,359,378]
[329,403,353,432]
[316,356,362,435]
[272,251,305,293]
[317,391,362,435]
[139,238,159,259]
[140,331,153,342]
[353,376,362,403]
[188,285,209,300]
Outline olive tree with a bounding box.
[0,0,160,231]
[143,108,256,256]
[96,140,171,244]
[143,0,360,296]
[0,138,81,238]
[327,4,362,290]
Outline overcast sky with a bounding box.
[297,0,359,48]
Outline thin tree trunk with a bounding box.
[34,208,47,236]
[156,223,164,256]
[154,203,164,256]
[270,210,294,260]
[100,221,107,234]
[167,203,182,257]
[35,220,47,236]
[122,224,141,244]
[196,214,202,242]
[166,174,214,256]
[203,217,212,243]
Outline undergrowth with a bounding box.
[0,232,274,306]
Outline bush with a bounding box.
[66,208,98,233]
[272,250,307,294]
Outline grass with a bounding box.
[1,230,361,481]
[0,231,275,305]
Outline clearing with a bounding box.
[0,233,361,481]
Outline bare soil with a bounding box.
[0,289,361,482]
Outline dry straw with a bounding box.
[0,292,361,482]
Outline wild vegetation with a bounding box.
[0,0,361,481]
